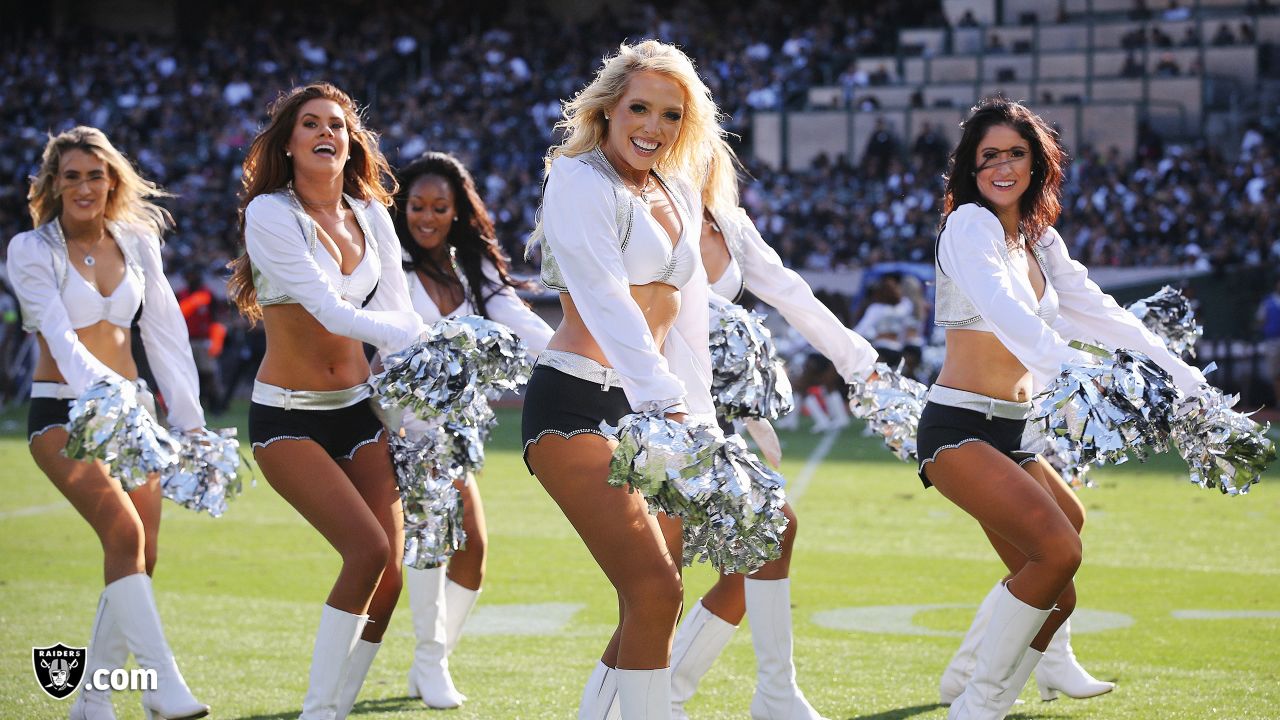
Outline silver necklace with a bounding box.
[58,221,107,266]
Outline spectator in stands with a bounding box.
[987,32,1007,54]
[1130,0,1153,20]
[853,272,913,365]
[1151,26,1174,47]
[869,62,893,86]
[1122,51,1145,77]
[1213,22,1238,45]
[913,121,950,177]
[957,9,979,27]
[863,118,900,177]
[1240,21,1256,42]
[1181,25,1201,46]
[1257,277,1280,404]
[176,267,225,414]
[1163,0,1191,21]
[1155,52,1181,76]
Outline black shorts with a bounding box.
[916,401,1037,489]
[521,365,631,473]
[27,398,72,442]
[249,400,385,460]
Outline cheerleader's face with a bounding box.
[286,99,350,176]
[603,71,685,176]
[56,149,114,224]
[406,174,455,252]
[973,123,1032,215]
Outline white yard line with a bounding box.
[0,502,68,520]
[787,427,841,503]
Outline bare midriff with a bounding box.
[255,304,373,390]
[33,322,138,384]
[546,281,680,366]
[934,328,1036,403]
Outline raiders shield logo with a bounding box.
[33,643,86,700]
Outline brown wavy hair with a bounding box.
[941,95,1066,246]
[393,152,528,318]
[227,82,396,321]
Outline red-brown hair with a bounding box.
[227,82,396,321]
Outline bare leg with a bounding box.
[527,434,683,670]
[338,435,405,643]
[447,475,487,591]
[255,439,393,618]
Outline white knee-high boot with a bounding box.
[615,668,670,720]
[578,660,620,720]
[824,390,851,429]
[744,578,827,720]
[1034,619,1114,700]
[443,578,479,656]
[801,394,832,432]
[947,585,1051,720]
[334,639,379,720]
[940,580,1004,704]
[300,605,367,720]
[101,574,208,720]
[670,600,738,719]
[70,592,129,720]
[404,566,465,708]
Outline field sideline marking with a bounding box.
[1172,610,1280,620]
[788,427,842,503]
[0,502,67,520]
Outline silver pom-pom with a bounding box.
[370,315,531,423]
[1032,343,1180,470]
[391,432,466,569]
[1127,286,1203,358]
[602,412,723,519]
[1038,433,1094,489]
[1171,388,1276,495]
[682,435,789,575]
[709,303,794,421]
[162,428,247,517]
[848,362,929,462]
[64,379,180,491]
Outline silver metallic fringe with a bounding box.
[709,303,794,421]
[1126,285,1203,358]
[848,362,929,462]
[682,435,789,575]
[162,428,247,517]
[391,431,466,569]
[1171,387,1275,495]
[64,380,180,492]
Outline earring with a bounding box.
[285,150,292,157]
[604,113,610,120]
[452,216,459,223]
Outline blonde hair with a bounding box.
[546,39,724,188]
[701,136,744,214]
[27,126,172,234]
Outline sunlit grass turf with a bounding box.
[0,404,1276,719]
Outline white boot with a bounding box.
[334,640,379,720]
[301,605,367,720]
[443,578,480,656]
[404,566,465,708]
[101,574,208,720]
[940,581,1004,705]
[70,593,129,720]
[578,660,619,720]
[744,578,827,720]
[947,585,1051,720]
[615,668,670,720]
[801,395,832,432]
[670,600,738,719]
[1035,620,1114,701]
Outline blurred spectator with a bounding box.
[853,273,914,365]
[1213,22,1238,45]
[1163,0,1191,21]
[912,122,949,177]
[1122,51,1144,77]
[1180,25,1200,46]
[1155,53,1180,76]
[862,118,899,177]
[1257,277,1280,404]
[176,268,226,414]
[986,33,1006,53]
[957,9,979,27]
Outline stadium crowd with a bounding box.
[1,0,1277,409]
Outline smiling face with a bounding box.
[405,174,455,252]
[55,148,114,225]
[973,123,1033,217]
[603,70,685,176]
[285,98,350,178]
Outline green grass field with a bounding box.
[1,405,1277,719]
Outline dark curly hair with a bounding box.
[393,152,527,317]
[941,95,1067,245]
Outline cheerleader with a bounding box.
[7,126,209,720]
[391,151,552,708]
[521,40,724,719]
[225,83,423,719]
[664,139,879,720]
[919,96,1206,720]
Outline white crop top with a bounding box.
[405,254,553,358]
[6,219,206,430]
[705,205,878,383]
[244,190,424,356]
[934,203,1206,394]
[538,151,714,417]
[538,149,697,291]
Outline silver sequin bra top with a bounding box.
[539,148,696,292]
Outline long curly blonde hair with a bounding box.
[27,126,173,234]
